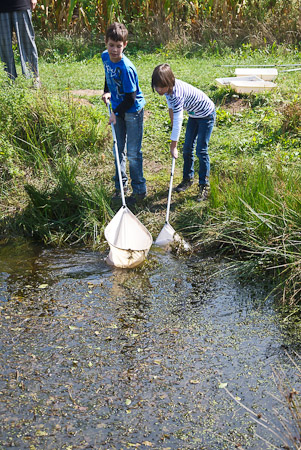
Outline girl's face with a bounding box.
[154,85,170,95]
[106,38,127,63]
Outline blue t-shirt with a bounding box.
[101,50,145,113]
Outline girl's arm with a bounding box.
[170,140,178,159]
[169,108,173,126]
[168,109,178,157]
[168,108,183,159]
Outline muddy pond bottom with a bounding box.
[0,241,299,449]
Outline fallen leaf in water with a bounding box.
[75,405,88,411]
[38,284,48,289]
[35,430,48,436]
[218,382,228,389]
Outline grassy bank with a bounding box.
[0,41,300,312]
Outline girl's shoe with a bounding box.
[197,184,210,202]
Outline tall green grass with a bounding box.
[181,160,300,307]
[0,82,105,170]
[18,160,112,246]
[0,76,112,245]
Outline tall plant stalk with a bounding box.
[33,0,301,44]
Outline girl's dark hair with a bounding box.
[151,64,175,92]
[106,22,128,43]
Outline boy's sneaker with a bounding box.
[112,190,121,200]
[174,178,194,193]
[112,185,129,200]
[127,192,146,206]
[197,184,210,202]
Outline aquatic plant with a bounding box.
[220,352,301,449]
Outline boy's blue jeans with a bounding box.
[182,111,216,186]
[113,109,146,195]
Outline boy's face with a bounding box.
[106,38,127,63]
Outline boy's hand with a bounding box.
[102,93,111,105]
[109,112,116,125]
[170,141,178,159]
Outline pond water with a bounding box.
[0,239,300,450]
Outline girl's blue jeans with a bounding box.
[182,111,216,186]
[113,108,146,195]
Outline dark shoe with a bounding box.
[127,192,146,206]
[112,190,121,201]
[112,185,129,200]
[197,184,210,202]
[174,178,193,193]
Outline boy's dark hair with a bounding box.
[151,64,175,92]
[106,22,128,43]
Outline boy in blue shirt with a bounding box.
[102,23,146,205]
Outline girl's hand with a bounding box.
[170,141,178,159]
[171,147,178,159]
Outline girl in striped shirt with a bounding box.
[152,63,216,201]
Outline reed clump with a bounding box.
[182,160,300,308]
[18,161,112,246]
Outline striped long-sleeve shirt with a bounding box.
[165,78,215,142]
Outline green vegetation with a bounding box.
[32,0,300,47]
[0,39,300,313]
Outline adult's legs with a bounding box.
[13,10,39,78]
[0,12,17,79]
[125,109,146,195]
